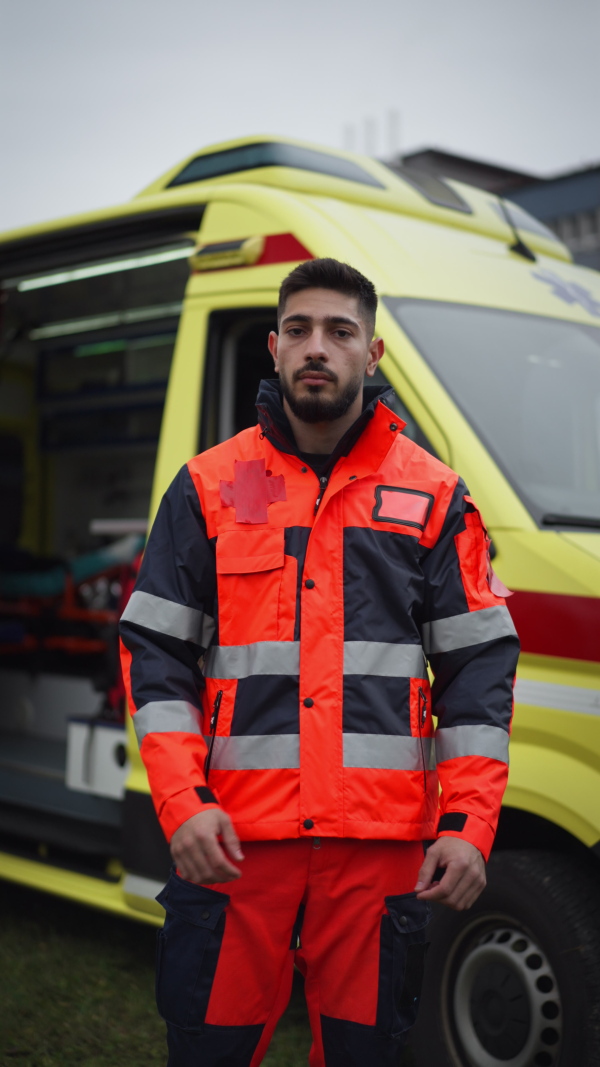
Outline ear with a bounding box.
[365,336,385,377]
[268,331,279,372]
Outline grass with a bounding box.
[0,879,415,1066]
[0,879,311,1067]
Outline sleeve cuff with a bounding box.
[436,810,495,861]
[157,785,221,843]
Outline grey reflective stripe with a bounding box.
[435,724,509,764]
[204,640,427,680]
[207,734,300,770]
[122,590,215,647]
[204,642,300,679]
[343,733,432,771]
[133,700,201,745]
[343,642,426,677]
[422,605,517,654]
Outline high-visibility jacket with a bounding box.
[120,382,520,860]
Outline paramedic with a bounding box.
[120,258,519,1067]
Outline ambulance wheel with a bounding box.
[410,850,600,1067]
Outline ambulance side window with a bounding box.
[200,308,278,451]
[199,311,437,457]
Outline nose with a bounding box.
[303,326,328,362]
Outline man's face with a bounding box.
[268,288,383,424]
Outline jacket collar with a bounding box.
[255,378,397,471]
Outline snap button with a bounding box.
[201,909,211,920]
[265,469,272,477]
[300,466,308,473]
[305,579,315,589]
[389,422,398,431]
[303,818,314,829]
[348,475,357,480]
[303,697,314,708]
[398,915,408,926]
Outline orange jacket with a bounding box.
[120,383,519,859]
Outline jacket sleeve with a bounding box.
[421,478,520,860]
[119,464,219,842]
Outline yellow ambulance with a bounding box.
[0,135,598,1067]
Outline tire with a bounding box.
[410,850,600,1067]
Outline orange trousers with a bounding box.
[156,838,430,1066]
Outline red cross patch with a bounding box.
[220,459,286,524]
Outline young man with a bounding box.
[120,259,519,1067]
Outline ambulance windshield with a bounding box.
[386,298,600,527]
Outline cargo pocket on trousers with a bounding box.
[155,867,230,1031]
[376,892,431,1038]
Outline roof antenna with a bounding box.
[498,198,537,262]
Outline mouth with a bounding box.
[297,371,334,386]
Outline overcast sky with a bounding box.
[2,0,599,233]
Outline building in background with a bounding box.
[386,148,600,271]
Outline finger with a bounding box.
[219,814,245,863]
[416,859,466,902]
[420,863,485,909]
[202,834,242,882]
[170,842,195,882]
[450,859,486,909]
[172,845,209,884]
[178,842,232,885]
[434,868,473,908]
[174,857,202,883]
[446,866,482,909]
[414,847,443,892]
[171,833,216,884]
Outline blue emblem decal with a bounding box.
[532,269,600,318]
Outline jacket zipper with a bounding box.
[417,686,428,793]
[204,689,223,781]
[314,475,329,515]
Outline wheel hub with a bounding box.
[450,925,562,1067]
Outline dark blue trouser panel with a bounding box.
[320,1016,407,1067]
[166,1023,264,1067]
[154,843,429,1067]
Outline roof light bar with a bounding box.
[189,235,265,272]
[11,246,191,293]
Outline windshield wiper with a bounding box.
[542,513,600,529]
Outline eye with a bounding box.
[287,326,305,336]
[335,329,351,338]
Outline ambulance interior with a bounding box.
[0,214,201,865]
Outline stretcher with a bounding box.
[0,533,143,713]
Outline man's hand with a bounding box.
[170,808,245,884]
[415,836,486,910]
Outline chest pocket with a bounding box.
[216,528,297,645]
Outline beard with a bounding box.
[279,362,363,424]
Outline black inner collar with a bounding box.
[298,452,332,477]
[256,379,394,479]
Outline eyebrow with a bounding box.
[280,313,361,329]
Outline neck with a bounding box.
[283,392,364,454]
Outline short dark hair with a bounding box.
[277,258,378,338]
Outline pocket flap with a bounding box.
[156,868,230,928]
[384,893,431,935]
[217,528,285,574]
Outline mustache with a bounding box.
[293,362,337,383]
